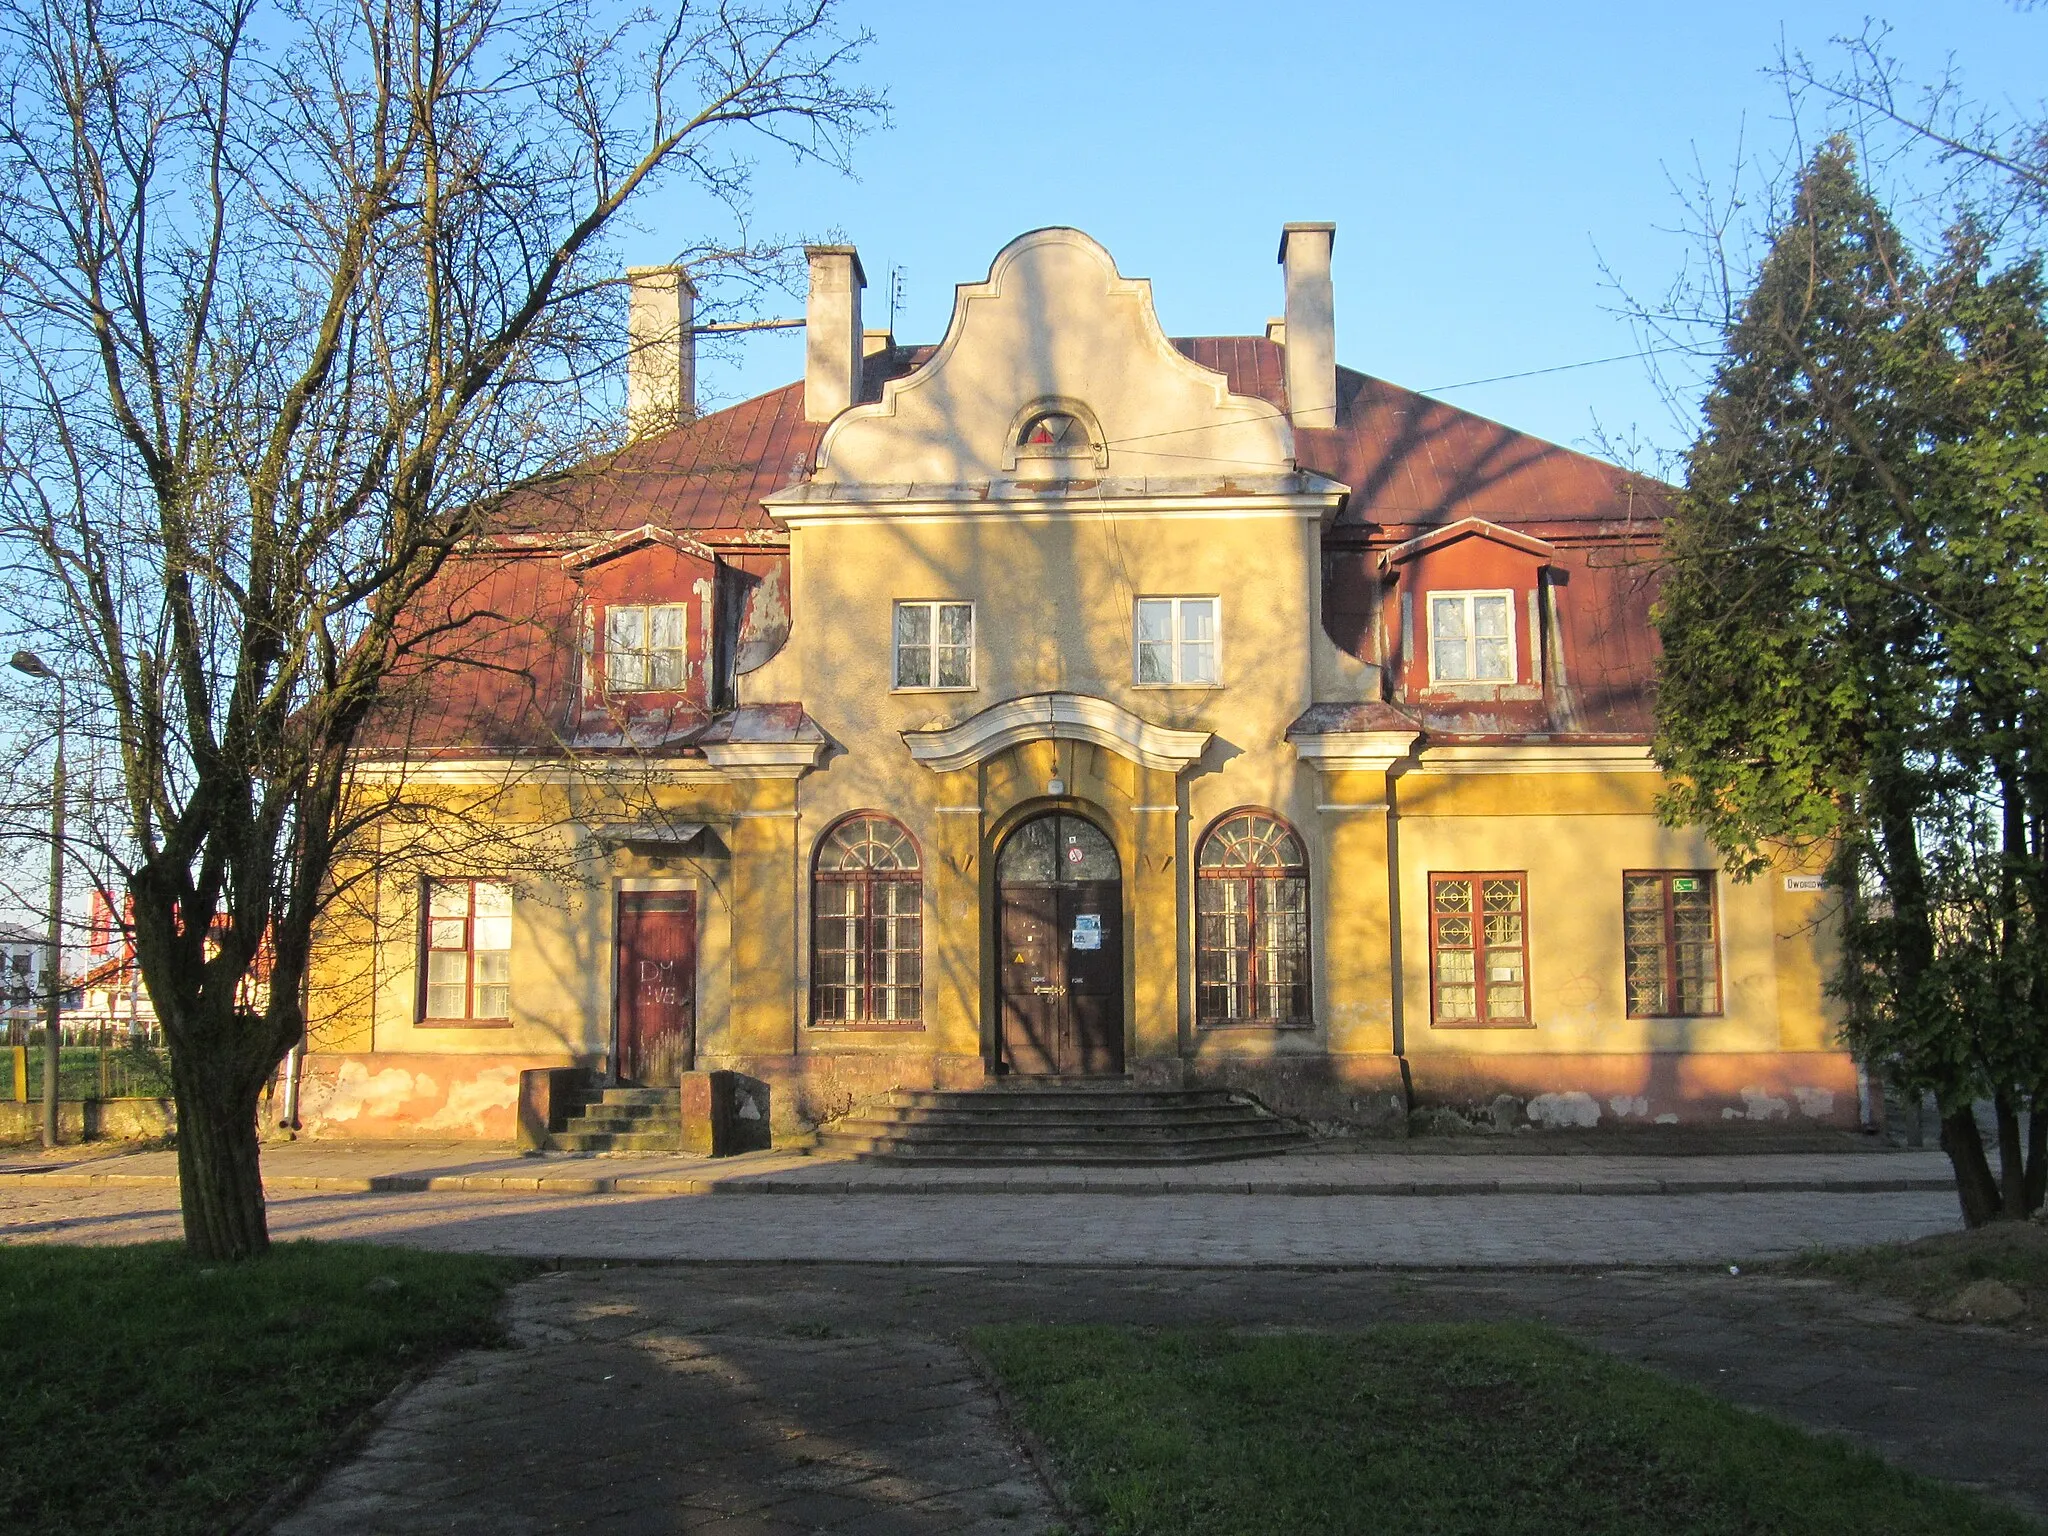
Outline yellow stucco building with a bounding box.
[298,225,1855,1144]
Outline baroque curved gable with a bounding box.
[811,227,1295,489]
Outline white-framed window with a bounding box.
[1428,591,1515,684]
[1135,596,1219,686]
[604,603,688,691]
[422,879,512,1022]
[893,600,975,690]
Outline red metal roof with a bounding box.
[1172,337,1665,537]
[497,347,934,537]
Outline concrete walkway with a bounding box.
[267,1263,2048,1533]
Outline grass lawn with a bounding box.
[1784,1220,2047,1324]
[973,1322,2040,1536]
[0,1242,528,1535]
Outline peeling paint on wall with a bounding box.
[321,1064,436,1124]
[733,562,790,675]
[296,1054,564,1140]
[1724,1086,1792,1121]
[419,1065,522,1133]
[1526,1090,1601,1128]
[1791,1086,1836,1119]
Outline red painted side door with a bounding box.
[615,892,697,1084]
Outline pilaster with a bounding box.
[724,777,800,1058]
[1129,763,1184,1064]
[928,769,984,1060]
[1289,726,1419,1060]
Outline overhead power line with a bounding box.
[1420,345,1695,394]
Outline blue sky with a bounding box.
[643,1,2046,467]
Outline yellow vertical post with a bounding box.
[724,777,801,1060]
[1316,767,1399,1059]
[1127,764,1182,1067]
[11,1045,24,1103]
[927,770,983,1067]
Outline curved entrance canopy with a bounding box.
[902,691,1211,774]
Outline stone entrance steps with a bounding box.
[545,1086,681,1154]
[816,1083,1307,1164]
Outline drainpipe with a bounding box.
[279,957,309,1131]
[280,1034,304,1130]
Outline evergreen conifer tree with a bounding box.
[1655,137,2048,1224]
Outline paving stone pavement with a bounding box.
[0,1139,1961,1198]
[267,1262,2048,1533]
[0,1178,1966,1265]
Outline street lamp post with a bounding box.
[10,651,64,1151]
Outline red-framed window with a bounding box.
[1429,872,1529,1026]
[421,879,512,1023]
[1196,811,1311,1027]
[811,815,923,1027]
[1624,871,1721,1017]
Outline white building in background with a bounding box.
[0,920,47,1041]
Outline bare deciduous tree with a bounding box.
[0,0,882,1259]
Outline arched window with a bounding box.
[1196,811,1310,1027]
[812,814,922,1026]
[1016,411,1092,461]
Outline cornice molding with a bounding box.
[1414,744,1658,775]
[699,739,827,778]
[1288,730,1422,774]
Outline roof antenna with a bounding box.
[888,265,905,336]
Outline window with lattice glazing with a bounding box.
[1429,873,1528,1025]
[1197,812,1310,1027]
[422,879,512,1022]
[604,603,688,691]
[1623,872,1720,1016]
[811,815,923,1026]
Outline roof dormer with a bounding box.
[1378,518,1559,703]
[562,525,720,731]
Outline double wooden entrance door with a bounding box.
[997,813,1125,1077]
[615,891,697,1084]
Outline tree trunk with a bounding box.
[171,1055,271,1261]
[1940,1106,2003,1228]
[1993,1091,2028,1218]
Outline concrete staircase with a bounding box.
[544,1085,681,1153]
[815,1082,1307,1164]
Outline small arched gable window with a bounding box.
[812,814,922,1026]
[1196,811,1310,1027]
[1016,411,1093,461]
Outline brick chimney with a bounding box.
[1277,223,1337,429]
[804,245,866,424]
[626,264,697,436]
